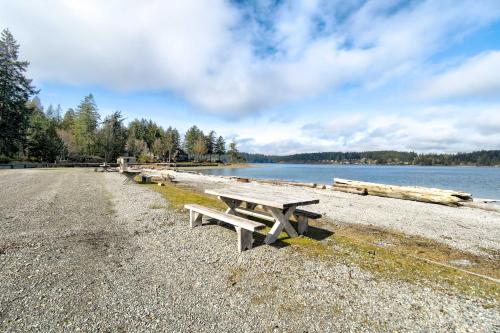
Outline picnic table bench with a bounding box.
[184,188,321,252]
[184,204,265,252]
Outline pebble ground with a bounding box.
[0,169,498,332]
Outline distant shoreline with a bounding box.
[242,150,500,167]
[242,162,500,168]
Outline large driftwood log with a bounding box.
[332,178,472,206]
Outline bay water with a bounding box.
[199,164,500,199]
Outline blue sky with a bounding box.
[2,0,500,154]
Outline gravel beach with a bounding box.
[0,168,498,332]
[159,170,500,258]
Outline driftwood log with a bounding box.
[332,178,472,206]
[253,179,318,188]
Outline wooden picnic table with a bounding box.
[205,188,319,244]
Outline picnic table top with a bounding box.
[205,188,320,210]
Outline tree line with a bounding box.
[242,150,500,166]
[0,29,242,164]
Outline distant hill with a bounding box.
[241,150,500,166]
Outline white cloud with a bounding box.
[1,0,499,114]
[416,51,500,100]
[239,106,500,154]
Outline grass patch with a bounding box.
[142,181,227,211]
[288,220,500,301]
[138,179,499,301]
[148,203,167,209]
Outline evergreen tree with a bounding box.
[25,106,63,162]
[163,126,180,162]
[227,140,240,163]
[215,136,226,161]
[206,130,216,161]
[54,104,63,123]
[61,108,76,130]
[97,111,126,163]
[73,94,100,155]
[46,104,55,119]
[184,125,202,156]
[0,29,38,157]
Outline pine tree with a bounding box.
[25,104,63,162]
[184,125,202,156]
[227,140,239,163]
[0,29,38,157]
[61,108,75,130]
[73,94,100,155]
[206,130,216,162]
[215,136,226,161]
[163,126,180,162]
[97,111,126,163]
[46,104,55,119]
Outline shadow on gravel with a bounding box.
[205,218,333,249]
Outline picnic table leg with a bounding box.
[220,197,242,215]
[297,215,308,235]
[235,226,253,252]
[189,210,202,228]
[265,206,298,244]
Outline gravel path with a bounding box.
[159,170,500,257]
[0,168,498,332]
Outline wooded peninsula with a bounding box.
[242,150,500,167]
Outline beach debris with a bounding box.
[253,178,318,188]
[332,178,473,207]
[234,177,250,183]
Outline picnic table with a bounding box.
[205,188,320,244]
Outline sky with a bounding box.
[1,0,500,155]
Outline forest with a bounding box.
[242,150,500,166]
[0,29,241,164]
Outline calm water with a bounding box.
[200,164,500,199]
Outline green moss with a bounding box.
[144,182,227,211]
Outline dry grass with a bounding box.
[140,180,227,211]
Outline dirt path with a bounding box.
[0,169,498,332]
[0,169,139,331]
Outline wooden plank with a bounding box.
[235,206,322,221]
[265,206,297,244]
[234,207,275,222]
[184,204,265,231]
[294,208,322,219]
[205,189,319,209]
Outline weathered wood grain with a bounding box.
[205,189,319,209]
[333,178,472,206]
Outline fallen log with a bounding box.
[333,178,472,206]
[254,179,317,188]
[332,185,367,195]
[236,177,250,183]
